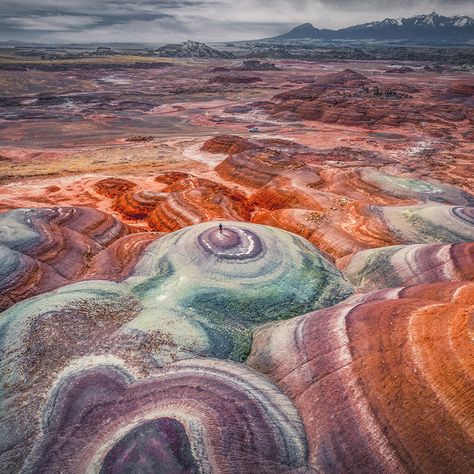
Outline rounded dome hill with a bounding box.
[122,220,354,361]
[0,220,353,471]
[128,220,354,324]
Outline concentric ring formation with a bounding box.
[129,220,354,321]
[23,359,309,473]
[119,220,354,362]
[0,207,157,311]
[197,225,263,259]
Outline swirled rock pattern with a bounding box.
[115,190,167,219]
[248,281,474,473]
[377,205,474,244]
[22,359,308,473]
[359,169,474,206]
[345,242,474,291]
[253,208,371,261]
[250,173,325,211]
[125,220,353,360]
[215,148,310,188]
[148,182,252,231]
[85,232,162,281]
[0,218,353,471]
[0,207,158,310]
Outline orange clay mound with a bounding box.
[201,135,254,154]
[248,280,474,473]
[154,172,194,184]
[114,190,167,219]
[215,148,308,188]
[149,181,252,232]
[93,177,137,198]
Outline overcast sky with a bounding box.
[1,0,473,43]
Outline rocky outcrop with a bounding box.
[201,135,254,154]
[94,177,137,198]
[155,40,234,59]
[236,60,282,71]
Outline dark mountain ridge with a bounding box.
[272,12,474,43]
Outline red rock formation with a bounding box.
[269,68,473,130]
[0,252,68,311]
[248,281,474,473]
[211,75,263,84]
[154,172,193,184]
[250,175,323,211]
[162,176,226,193]
[114,190,167,219]
[201,135,254,155]
[215,148,308,189]
[86,232,162,280]
[319,68,371,85]
[93,177,137,198]
[253,208,370,261]
[346,241,474,291]
[149,183,252,232]
[319,169,415,205]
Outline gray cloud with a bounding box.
[5,15,102,31]
[0,0,472,43]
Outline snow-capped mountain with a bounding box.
[358,12,474,30]
[273,12,474,43]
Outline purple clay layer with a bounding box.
[452,206,474,224]
[100,418,198,474]
[198,225,264,260]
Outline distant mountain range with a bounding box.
[271,12,474,43]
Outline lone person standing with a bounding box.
[219,223,223,234]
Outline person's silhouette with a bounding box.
[219,223,223,234]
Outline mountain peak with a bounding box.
[291,23,318,32]
[272,12,474,43]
